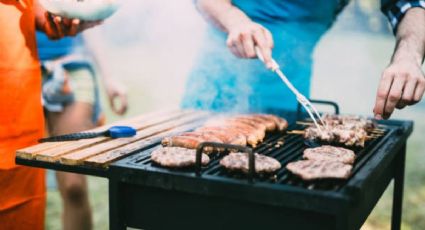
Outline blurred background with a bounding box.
[45,0,425,229]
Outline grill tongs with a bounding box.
[255,47,325,131]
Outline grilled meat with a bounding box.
[286,160,352,180]
[163,114,288,151]
[304,125,367,147]
[232,115,276,131]
[220,152,281,174]
[151,146,210,168]
[256,114,288,131]
[322,114,376,130]
[195,127,247,146]
[303,145,356,164]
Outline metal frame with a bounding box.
[107,119,411,230]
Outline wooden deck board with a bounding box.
[33,110,196,162]
[84,122,201,167]
[59,112,208,165]
[16,109,198,161]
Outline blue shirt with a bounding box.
[182,0,423,113]
[36,31,84,61]
[182,0,346,113]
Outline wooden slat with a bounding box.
[59,112,209,165]
[16,142,69,159]
[32,110,201,162]
[84,122,202,167]
[16,108,182,158]
[16,109,198,160]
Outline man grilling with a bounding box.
[182,0,425,120]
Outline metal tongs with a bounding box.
[255,47,325,131]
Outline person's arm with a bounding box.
[374,7,425,119]
[34,0,102,40]
[83,29,128,115]
[196,0,274,68]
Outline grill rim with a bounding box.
[109,119,412,214]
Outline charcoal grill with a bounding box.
[16,101,413,230]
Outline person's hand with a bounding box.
[373,58,425,119]
[104,78,128,116]
[226,21,274,69]
[36,11,102,40]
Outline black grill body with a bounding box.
[108,119,412,230]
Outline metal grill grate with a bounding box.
[124,122,397,191]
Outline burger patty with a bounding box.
[151,146,210,168]
[219,152,281,174]
[286,160,352,181]
[303,145,356,164]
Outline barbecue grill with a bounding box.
[16,100,413,230]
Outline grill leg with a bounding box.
[391,144,406,230]
[109,178,126,230]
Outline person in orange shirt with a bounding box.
[0,1,100,229]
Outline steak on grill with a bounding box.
[322,114,376,130]
[286,160,352,180]
[304,125,367,147]
[219,152,281,174]
[303,145,356,164]
[151,146,210,168]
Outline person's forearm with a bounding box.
[196,0,252,32]
[391,8,425,65]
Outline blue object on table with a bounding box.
[38,126,137,142]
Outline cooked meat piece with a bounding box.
[151,146,210,168]
[162,135,215,153]
[234,115,276,131]
[322,114,376,130]
[226,117,267,132]
[219,152,281,174]
[203,121,265,147]
[194,128,247,146]
[197,126,257,146]
[304,125,367,147]
[303,145,356,164]
[304,126,334,142]
[334,126,367,147]
[286,160,352,181]
[256,114,288,131]
[179,132,226,152]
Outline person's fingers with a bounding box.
[117,94,128,115]
[413,78,425,102]
[109,92,128,115]
[53,16,65,38]
[241,33,256,58]
[262,28,274,49]
[383,76,406,119]
[229,44,243,58]
[400,78,417,105]
[67,19,80,36]
[234,36,247,58]
[373,72,394,119]
[395,101,407,109]
[253,30,273,69]
[227,35,242,58]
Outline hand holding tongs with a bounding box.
[255,47,325,131]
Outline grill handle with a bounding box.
[195,142,255,182]
[296,99,340,120]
